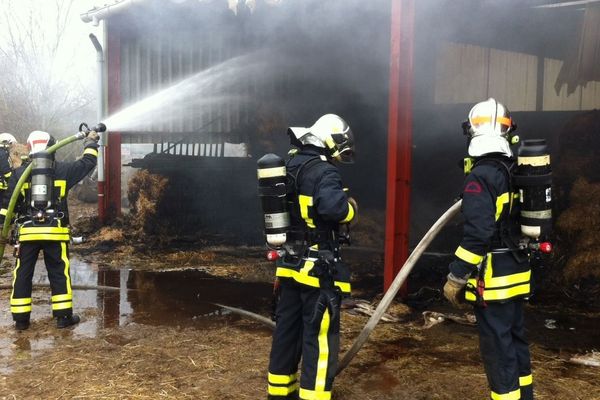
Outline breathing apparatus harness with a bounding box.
[258,149,350,321]
[462,147,553,306]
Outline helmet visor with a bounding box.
[332,128,354,163]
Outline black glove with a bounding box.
[309,287,341,324]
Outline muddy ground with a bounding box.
[0,199,599,399]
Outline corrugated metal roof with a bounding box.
[81,0,284,23]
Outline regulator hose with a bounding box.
[0,131,88,260]
[336,200,462,375]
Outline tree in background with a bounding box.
[0,0,95,145]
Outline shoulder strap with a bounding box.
[287,156,327,195]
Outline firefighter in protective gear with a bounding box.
[267,114,356,400]
[444,98,533,400]
[0,130,99,330]
[0,133,17,207]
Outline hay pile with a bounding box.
[555,178,600,281]
[127,169,170,237]
[552,111,600,287]
[351,208,385,248]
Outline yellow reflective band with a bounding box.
[495,192,510,221]
[299,195,315,228]
[466,283,530,302]
[0,208,7,216]
[20,226,70,235]
[275,267,351,293]
[268,383,299,396]
[335,281,351,293]
[520,374,533,386]
[315,309,330,393]
[10,297,32,306]
[51,301,73,311]
[299,388,332,400]
[340,202,355,223]
[455,246,484,265]
[257,166,286,179]
[55,179,67,198]
[518,155,550,167]
[11,305,32,313]
[19,233,71,242]
[19,226,71,242]
[487,270,531,289]
[11,258,21,302]
[51,293,72,303]
[491,388,520,400]
[4,171,11,178]
[61,242,72,295]
[268,373,297,385]
[83,147,98,157]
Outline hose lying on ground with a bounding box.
[336,200,462,375]
[0,284,122,291]
[212,302,276,328]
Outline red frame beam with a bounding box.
[106,21,122,220]
[384,0,415,293]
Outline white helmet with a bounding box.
[0,133,17,148]
[27,131,56,154]
[464,98,517,158]
[288,114,355,163]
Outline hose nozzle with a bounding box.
[78,122,107,136]
[92,123,107,133]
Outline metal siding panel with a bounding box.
[434,42,488,104]
[582,80,600,109]
[543,58,581,111]
[488,49,537,112]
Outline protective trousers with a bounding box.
[268,280,340,400]
[475,301,533,400]
[11,241,73,322]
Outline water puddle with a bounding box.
[0,256,273,374]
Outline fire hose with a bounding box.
[0,123,106,261]
[213,200,462,374]
[336,200,461,374]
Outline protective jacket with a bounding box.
[268,145,355,400]
[275,146,355,294]
[2,141,97,322]
[449,154,531,303]
[1,142,98,240]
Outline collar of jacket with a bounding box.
[297,145,330,158]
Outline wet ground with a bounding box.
[0,250,599,399]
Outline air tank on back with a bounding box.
[257,153,290,248]
[513,139,553,239]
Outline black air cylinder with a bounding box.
[513,139,552,239]
[30,151,54,210]
[257,153,289,248]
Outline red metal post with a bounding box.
[384,0,415,293]
[106,22,122,220]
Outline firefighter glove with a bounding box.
[310,287,341,324]
[84,131,100,146]
[444,272,467,308]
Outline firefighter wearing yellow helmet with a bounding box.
[444,98,533,400]
[0,130,99,330]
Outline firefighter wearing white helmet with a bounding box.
[0,133,17,206]
[266,114,356,400]
[0,129,99,330]
[444,99,533,400]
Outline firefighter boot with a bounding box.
[57,314,80,329]
[15,320,30,331]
